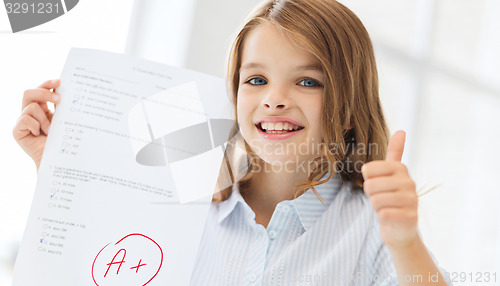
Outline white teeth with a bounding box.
[267,130,286,134]
[259,121,302,132]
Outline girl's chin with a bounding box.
[260,156,295,165]
[255,154,309,170]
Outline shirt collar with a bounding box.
[216,184,247,224]
[293,170,342,230]
[216,170,344,229]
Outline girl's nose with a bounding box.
[262,87,289,110]
[263,102,286,109]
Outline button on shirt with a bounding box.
[190,172,452,285]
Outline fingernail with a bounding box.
[361,164,366,173]
[52,94,60,102]
[51,79,59,84]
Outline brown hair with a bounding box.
[212,0,390,204]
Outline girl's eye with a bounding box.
[298,78,322,87]
[246,77,267,86]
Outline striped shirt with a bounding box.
[190,171,452,285]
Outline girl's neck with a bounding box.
[239,161,310,227]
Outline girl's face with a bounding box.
[237,21,324,168]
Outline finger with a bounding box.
[37,103,55,124]
[43,79,61,110]
[22,88,61,110]
[47,108,54,122]
[361,160,405,179]
[13,114,41,139]
[38,79,60,90]
[369,192,415,212]
[377,208,417,224]
[38,101,56,122]
[39,101,51,114]
[363,176,407,196]
[23,80,61,110]
[21,102,51,135]
[386,130,406,162]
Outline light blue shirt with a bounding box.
[190,172,452,285]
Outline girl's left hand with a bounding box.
[361,130,419,249]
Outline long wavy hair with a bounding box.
[212,0,390,204]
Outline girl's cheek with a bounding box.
[236,94,251,120]
[236,100,244,123]
[236,98,249,135]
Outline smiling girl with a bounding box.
[14,0,452,285]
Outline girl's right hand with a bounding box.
[12,79,61,170]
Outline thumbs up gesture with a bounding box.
[361,130,419,249]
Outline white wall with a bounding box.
[184,0,262,77]
[126,0,262,76]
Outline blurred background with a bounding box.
[0,0,498,285]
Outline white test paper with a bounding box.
[13,48,234,286]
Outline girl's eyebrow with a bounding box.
[240,62,265,71]
[296,64,323,72]
[240,62,323,72]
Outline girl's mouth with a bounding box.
[255,122,305,140]
[255,122,304,133]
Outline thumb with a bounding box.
[386,130,406,162]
